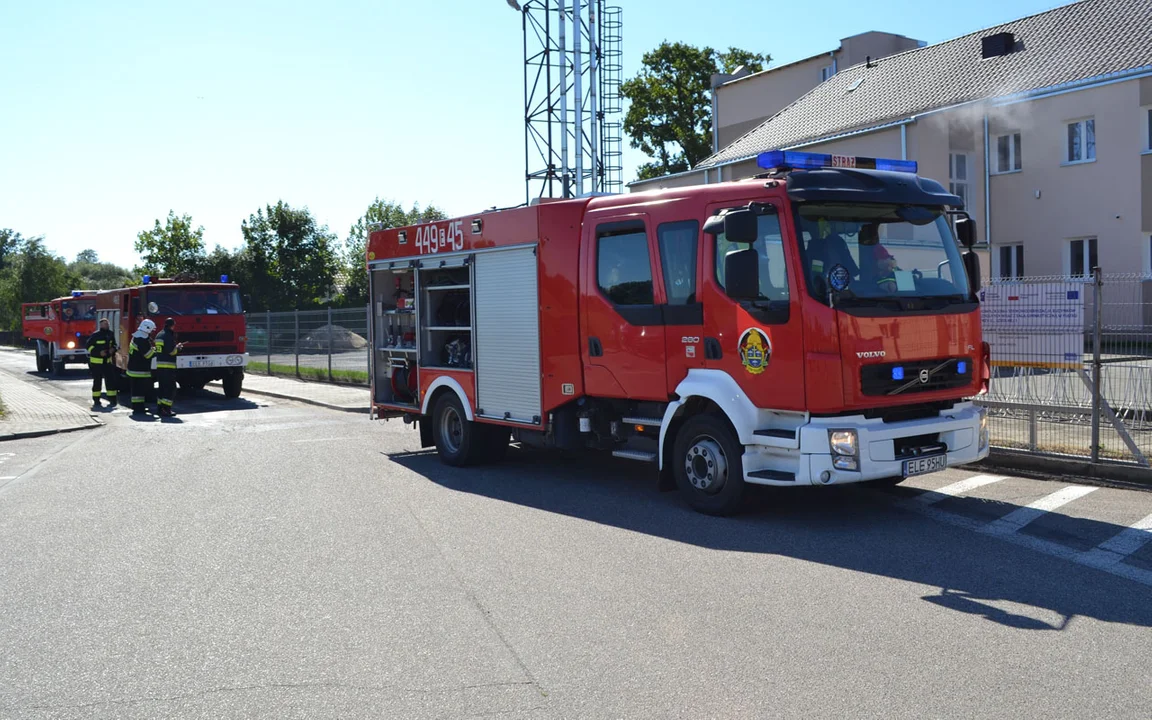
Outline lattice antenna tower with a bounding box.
[513,0,623,203]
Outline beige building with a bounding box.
[634,0,1152,283]
[712,31,924,151]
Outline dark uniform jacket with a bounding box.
[126,336,155,377]
[85,329,117,364]
[154,329,179,370]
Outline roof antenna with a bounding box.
[866,55,873,68]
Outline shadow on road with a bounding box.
[388,447,1152,632]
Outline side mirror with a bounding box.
[955,212,976,248]
[963,250,981,297]
[724,248,760,300]
[722,209,758,244]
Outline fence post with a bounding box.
[1091,267,1103,463]
[266,311,272,376]
[294,310,300,379]
[327,306,333,382]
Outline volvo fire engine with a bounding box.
[366,151,991,515]
[22,291,99,375]
[95,275,249,399]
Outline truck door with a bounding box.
[656,219,706,393]
[581,215,668,401]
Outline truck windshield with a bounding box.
[794,203,970,307]
[60,300,96,321]
[145,288,243,316]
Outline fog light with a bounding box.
[833,456,859,471]
[829,430,858,456]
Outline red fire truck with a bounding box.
[22,291,100,375]
[95,275,249,399]
[366,151,990,515]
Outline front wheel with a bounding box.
[672,413,747,516]
[222,371,243,398]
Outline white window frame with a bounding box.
[1065,236,1098,278]
[819,64,834,82]
[997,243,1024,280]
[1064,117,1096,165]
[1142,106,1152,154]
[992,132,1021,174]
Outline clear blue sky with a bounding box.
[0,0,1067,271]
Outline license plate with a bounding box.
[902,454,947,477]
[188,359,213,368]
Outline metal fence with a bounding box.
[977,271,1152,467]
[245,307,369,384]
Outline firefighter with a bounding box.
[153,317,185,417]
[84,318,118,406]
[126,319,157,416]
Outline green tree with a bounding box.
[134,210,207,277]
[621,42,769,180]
[239,201,341,311]
[341,199,446,306]
[75,249,99,265]
[0,235,80,331]
[68,249,135,290]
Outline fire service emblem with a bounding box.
[738,328,771,375]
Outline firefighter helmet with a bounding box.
[135,319,156,337]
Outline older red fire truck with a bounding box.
[366,151,990,515]
[22,291,99,375]
[95,275,249,399]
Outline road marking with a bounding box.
[1076,513,1152,569]
[0,476,15,481]
[981,485,1098,536]
[291,437,346,444]
[915,474,1004,504]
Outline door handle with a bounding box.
[704,338,722,359]
[589,337,603,357]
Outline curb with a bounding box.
[0,420,102,442]
[207,382,368,414]
[965,449,1152,491]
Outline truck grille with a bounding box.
[182,344,236,355]
[860,357,972,397]
[179,331,234,342]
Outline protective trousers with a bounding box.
[129,373,152,414]
[157,369,176,413]
[89,361,117,401]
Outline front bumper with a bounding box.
[172,352,249,370]
[745,402,988,486]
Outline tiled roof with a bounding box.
[699,0,1152,168]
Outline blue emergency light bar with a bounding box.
[71,290,82,297]
[220,275,229,283]
[757,150,918,174]
[142,275,151,284]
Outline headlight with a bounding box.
[66,341,76,349]
[979,411,989,451]
[829,430,858,457]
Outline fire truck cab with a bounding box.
[95,276,249,399]
[366,151,991,515]
[22,291,99,375]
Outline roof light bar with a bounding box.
[757,150,917,174]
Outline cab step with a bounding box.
[622,417,663,427]
[612,449,658,463]
[748,469,796,483]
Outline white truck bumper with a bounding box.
[173,353,249,370]
[744,401,989,486]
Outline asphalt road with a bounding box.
[1,359,1150,718]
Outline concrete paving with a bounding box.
[0,366,101,440]
[211,373,367,413]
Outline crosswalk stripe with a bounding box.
[915,474,1005,504]
[981,485,1098,536]
[1076,513,1152,568]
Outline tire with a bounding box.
[35,353,48,373]
[222,371,243,398]
[51,357,65,376]
[672,413,748,516]
[432,393,484,467]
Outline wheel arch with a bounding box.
[421,376,474,422]
[658,369,762,473]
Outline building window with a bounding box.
[949,153,969,206]
[598,227,654,305]
[1143,107,1152,152]
[820,65,834,82]
[998,244,1024,279]
[1065,118,1096,163]
[1068,237,1098,278]
[994,133,1021,173]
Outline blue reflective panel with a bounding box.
[892,367,905,381]
[957,361,967,374]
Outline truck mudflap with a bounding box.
[174,352,249,370]
[742,402,989,487]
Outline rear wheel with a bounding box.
[432,393,491,467]
[222,371,243,398]
[672,413,747,516]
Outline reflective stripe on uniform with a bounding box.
[89,357,104,365]
[131,396,144,403]
[156,362,177,369]
[126,370,151,378]
[158,398,173,407]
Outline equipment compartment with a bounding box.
[419,265,474,371]
[370,266,419,407]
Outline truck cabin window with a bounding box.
[714,210,790,303]
[60,300,96,321]
[794,203,970,307]
[145,288,244,316]
[598,230,654,306]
